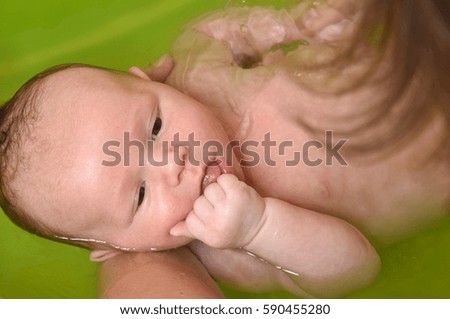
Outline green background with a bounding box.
[1,0,449,298]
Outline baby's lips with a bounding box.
[200,157,231,194]
[201,164,222,193]
[219,158,233,175]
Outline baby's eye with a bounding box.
[137,182,146,208]
[151,117,162,139]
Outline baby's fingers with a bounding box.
[216,174,240,194]
[203,182,226,206]
[192,194,216,221]
[169,220,193,238]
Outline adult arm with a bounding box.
[99,247,223,298]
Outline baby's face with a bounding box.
[24,67,243,251]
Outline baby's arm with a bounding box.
[244,195,380,297]
[171,174,380,297]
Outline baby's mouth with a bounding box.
[201,159,230,194]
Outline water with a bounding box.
[227,0,304,9]
[1,0,449,299]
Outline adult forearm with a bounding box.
[99,247,224,299]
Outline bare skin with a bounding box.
[167,1,450,244]
[99,248,223,298]
[12,1,448,298]
[96,1,447,299]
[164,1,449,296]
[27,64,378,298]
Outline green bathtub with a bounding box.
[1,0,449,298]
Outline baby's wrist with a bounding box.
[241,197,269,249]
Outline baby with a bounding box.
[1,0,449,298]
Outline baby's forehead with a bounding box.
[39,67,128,117]
[26,67,122,150]
[44,66,119,94]
[31,64,148,147]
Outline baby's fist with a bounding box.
[178,174,266,249]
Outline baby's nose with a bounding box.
[163,145,187,186]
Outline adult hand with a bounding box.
[129,54,174,82]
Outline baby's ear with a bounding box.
[128,66,152,81]
[90,249,123,262]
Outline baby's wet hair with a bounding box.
[1,65,67,238]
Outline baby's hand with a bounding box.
[170,174,266,249]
